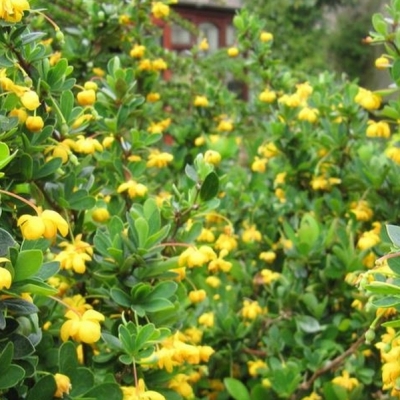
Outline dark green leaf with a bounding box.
[110,288,132,307]
[0,227,16,256]
[26,374,57,400]
[200,171,219,201]
[0,364,25,390]
[59,341,79,376]
[83,383,122,400]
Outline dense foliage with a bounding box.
[1,0,400,399]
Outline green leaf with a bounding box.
[148,281,177,300]
[21,31,47,45]
[110,287,132,307]
[13,249,43,281]
[34,261,60,280]
[200,171,219,201]
[185,164,198,182]
[33,157,62,179]
[372,296,400,308]
[141,298,174,313]
[0,227,16,256]
[371,13,387,36]
[2,298,38,315]
[0,341,13,375]
[0,141,17,170]
[364,281,400,295]
[60,90,74,120]
[387,225,400,247]
[11,333,35,358]
[83,383,122,400]
[134,217,149,248]
[224,378,251,400]
[0,364,25,390]
[118,324,135,355]
[296,315,323,333]
[391,59,400,85]
[68,189,96,210]
[59,341,79,376]
[382,319,400,328]
[388,256,400,275]
[26,374,57,400]
[135,323,157,350]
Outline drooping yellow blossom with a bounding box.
[259,251,277,264]
[375,56,390,70]
[54,373,71,398]
[76,89,96,106]
[278,93,301,108]
[198,312,214,327]
[146,149,174,168]
[251,156,268,173]
[208,249,232,273]
[45,143,70,164]
[355,87,382,111]
[117,180,148,198]
[349,200,373,221]
[55,234,93,274]
[151,2,170,19]
[258,142,279,158]
[366,120,390,138]
[179,246,217,268]
[298,107,319,123]
[386,146,400,164]
[241,299,264,320]
[71,113,93,130]
[260,31,273,42]
[18,209,69,240]
[357,222,381,250]
[189,289,207,303]
[259,88,276,103]
[214,232,238,252]
[74,135,103,154]
[260,268,280,284]
[310,175,341,191]
[91,207,110,223]
[0,266,12,289]
[20,90,40,110]
[9,107,27,123]
[194,95,209,107]
[60,309,105,343]
[204,150,221,165]
[331,370,359,391]
[199,38,209,51]
[168,374,194,399]
[146,92,160,102]
[84,81,98,91]
[197,228,215,243]
[102,135,115,149]
[248,359,267,376]
[25,115,44,132]
[205,276,221,288]
[242,224,262,243]
[121,379,166,400]
[0,0,30,22]
[216,119,234,132]
[227,47,239,57]
[130,44,146,58]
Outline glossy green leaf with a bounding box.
[224,378,251,400]
[200,171,219,201]
[13,249,43,281]
[387,224,400,247]
[0,364,25,390]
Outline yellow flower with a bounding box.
[375,56,390,70]
[102,135,115,148]
[258,142,279,159]
[198,312,214,327]
[194,95,209,107]
[386,146,400,164]
[259,251,277,264]
[248,359,267,376]
[298,107,319,123]
[55,234,93,274]
[54,373,71,398]
[130,44,146,58]
[74,135,103,154]
[146,150,174,168]
[349,200,373,221]
[146,92,160,102]
[366,120,390,138]
[0,0,30,22]
[214,232,238,252]
[354,87,381,111]
[199,38,209,51]
[296,82,313,101]
[152,58,168,71]
[227,47,239,57]
[18,210,69,240]
[204,150,221,166]
[251,156,267,173]
[76,89,96,106]
[357,230,380,250]
[168,374,194,399]
[260,31,273,42]
[197,228,215,243]
[241,299,264,320]
[208,250,232,273]
[117,180,148,198]
[205,276,221,288]
[20,90,40,110]
[25,115,44,132]
[92,207,110,223]
[189,289,206,303]
[121,379,166,400]
[0,266,12,289]
[331,370,359,391]
[178,246,217,268]
[92,67,105,77]
[216,119,233,132]
[242,224,262,243]
[9,107,27,123]
[260,268,280,284]
[151,1,169,19]
[279,93,301,108]
[60,309,105,343]
[259,89,276,103]
[301,392,322,400]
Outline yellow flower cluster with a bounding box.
[258,88,276,103]
[260,268,280,284]
[248,359,267,376]
[241,224,262,243]
[147,118,171,134]
[386,146,400,164]
[139,58,168,72]
[331,370,359,391]
[298,106,319,123]
[252,142,279,173]
[259,251,277,264]
[122,379,165,400]
[0,0,30,22]
[207,249,232,273]
[241,299,264,320]
[178,245,217,268]
[130,44,146,58]
[55,234,93,274]
[349,200,373,221]
[61,309,105,343]
[117,180,148,198]
[194,95,209,107]
[310,175,341,191]
[18,210,69,240]
[354,87,382,111]
[357,222,381,250]
[366,120,390,138]
[146,149,174,168]
[151,1,170,19]
[216,119,234,132]
[279,82,313,108]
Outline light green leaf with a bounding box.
[224,378,251,400]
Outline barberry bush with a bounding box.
[1,0,400,399]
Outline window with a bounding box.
[198,22,219,52]
[171,23,192,46]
